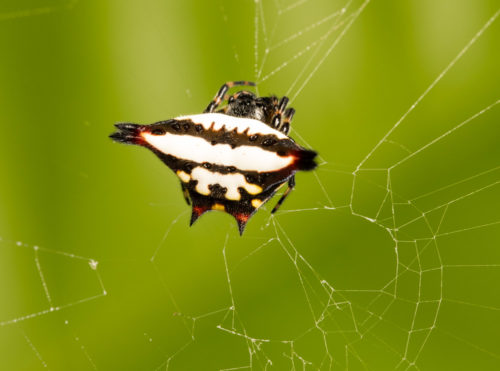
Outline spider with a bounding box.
[110,81,317,234]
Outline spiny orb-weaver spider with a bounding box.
[110,81,317,234]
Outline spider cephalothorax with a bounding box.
[225,91,277,124]
[110,81,317,234]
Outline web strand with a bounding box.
[356,8,500,172]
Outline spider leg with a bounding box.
[204,81,256,113]
[216,94,232,113]
[180,182,191,205]
[277,96,289,113]
[271,175,295,213]
[280,107,295,135]
[270,96,290,129]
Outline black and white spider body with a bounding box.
[110,81,317,234]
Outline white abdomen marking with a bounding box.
[143,132,294,172]
[176,113,288,139]
[191,167,262,200]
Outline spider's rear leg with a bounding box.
[271,176,295,214]
[180,182,191,205]
[280,107,295,135]
[204,81,256,113]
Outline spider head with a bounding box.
[225,89,278,124]
[225,91,265,120]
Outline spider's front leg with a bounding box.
[271,175,295,213]
[280,107,295,134]
[204,81,256,113]
[269,96,290,130]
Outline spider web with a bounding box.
[1,0,500,370]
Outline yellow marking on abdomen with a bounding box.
[176,170,191,183]
[245,183,262,195]
[212,203,225,211]
[251,199,263,208]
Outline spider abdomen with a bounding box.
[110,82,317,234]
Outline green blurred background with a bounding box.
[0,0,499,369]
